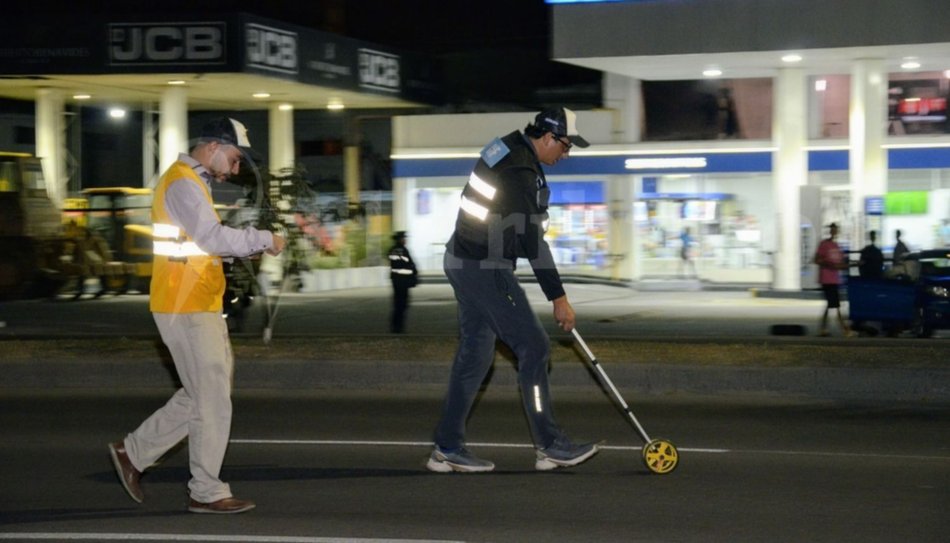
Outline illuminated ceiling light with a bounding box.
[252,92,271,99]
[167,80,186,85]
[73,93,91,100]
[901,58,921,70]
[702,68,722,78]
[327,100,345,110]
[815,79,827,92]
[108,108,127,119]
[781,54,803,63]
[278,103,293,111]
[625,157,708,170]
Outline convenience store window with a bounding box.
[545,181,608,270]
[635,173,773,281]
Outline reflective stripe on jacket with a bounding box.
[447,130,565,301]
[389,245,417,286]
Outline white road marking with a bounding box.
[230,438,949,461]
[229,438,725,454]
[729,449,950,461]
[0,535,461,543]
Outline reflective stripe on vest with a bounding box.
[149,160,224,314]
[152,223,210,259]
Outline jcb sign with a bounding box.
[358,48,400,93]
[109,23,226,66]
[246,23,298,74]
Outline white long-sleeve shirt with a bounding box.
[162,154,273,258]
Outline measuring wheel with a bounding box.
[571,329,681,475]
[642,438,679,474]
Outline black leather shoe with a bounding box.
[188,496,256,514]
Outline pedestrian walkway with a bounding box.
[0,282,838,340]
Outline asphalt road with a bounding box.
[1,282,947,541]
[0,389,947,543]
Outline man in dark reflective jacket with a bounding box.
[388,230,418,333]
[427,107,602,473]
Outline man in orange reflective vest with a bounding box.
[109,117,285,514]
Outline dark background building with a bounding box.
[4,0,602,192]
[12,0,602,112]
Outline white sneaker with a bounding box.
[535,439,602,471]
[426,447,495,473]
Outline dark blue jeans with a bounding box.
[434,253,564,450]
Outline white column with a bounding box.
[142,107,159,188]
[603,73,642,281]
[268,103,295,174]
[603,73,643,143]
[607,175,636,281]
[772,68,808,291]
[35,88,66,206]
[849,59,888,240]
[392,177,414,234]
[808,77,824,139]
[159,87,188,174]
[344,145,360,205]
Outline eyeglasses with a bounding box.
[554,135,573,152]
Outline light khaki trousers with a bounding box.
[124,311,234,503]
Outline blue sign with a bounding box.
[642,177,658,193]
[865,196,884,216]
[549,181,604,205]
[393,147,950,178]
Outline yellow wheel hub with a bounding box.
[642,438,679,474]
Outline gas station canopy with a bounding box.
[0,13,442,111]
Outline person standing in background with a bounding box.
[814,222,854,338]
[388,231,418,333]
[679,226,696,278]
[892,229,910,265]
[716,87,739,138]
[857,230,885,279]
[108,117,286,514]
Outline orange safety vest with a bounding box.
[149,161,225,313]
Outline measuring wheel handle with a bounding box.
[642,438,679,475]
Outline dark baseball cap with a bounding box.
[533,107,590,148]
[199,117,260,161]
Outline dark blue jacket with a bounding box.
[446,130,564,300]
